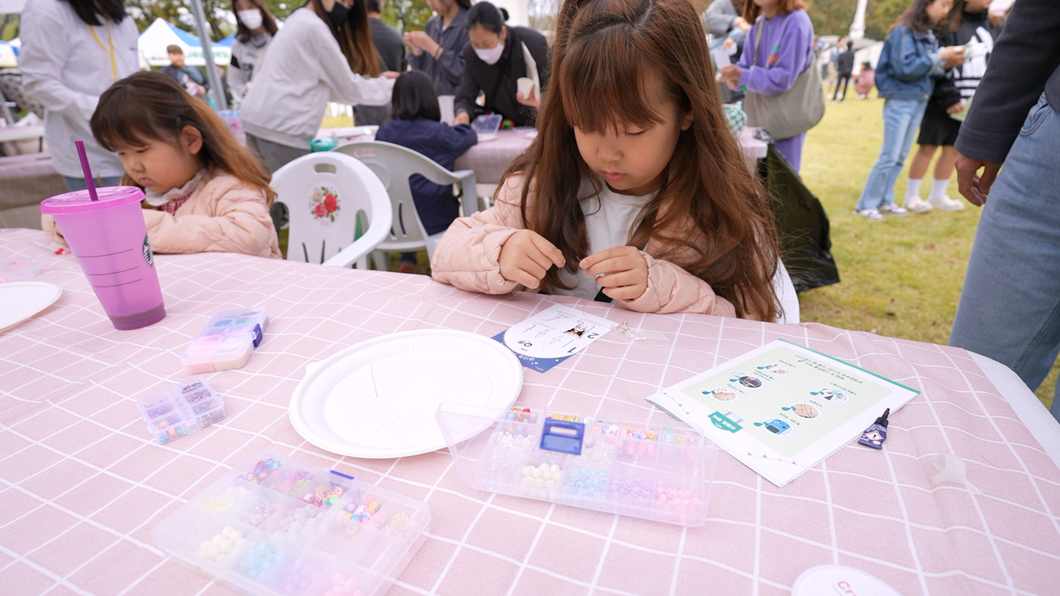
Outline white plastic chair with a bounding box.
[333,140,478,265]
[774,259,800,324]
[271,152,392,268]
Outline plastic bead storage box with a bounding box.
[437,404,718,527]
[135,379,225,444]
[181,306,268,373]
[152,451,431,596]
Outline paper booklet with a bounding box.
[645,339,919,487]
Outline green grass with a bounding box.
[798,92,1057,410]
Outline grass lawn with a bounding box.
[798,92,1057,410]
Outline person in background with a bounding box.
[452,1,550,128]
[227,0,279,106]
[353,0,407,126]
[433,0,787,321]
[161,45,209,98]
[41,72,280,258]
[854,60,875,98]
[949,0,1060,424]
[833,39,855,101]
[20,0,138,191]
[717,0,817,172]
[240,0,396,173]
[852,0,964,220]
[702,0,750,48]
[902,0,1003,213]
[375,71,477,273]
[405,0,471,97]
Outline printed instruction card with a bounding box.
[493,304,611,372]
[645,339,919,487]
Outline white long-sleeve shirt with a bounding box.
[19,0,139,179]
[239,8,394,149]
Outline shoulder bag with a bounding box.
[743,16,826,140]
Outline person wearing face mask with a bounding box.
[240,0,398,173]
[405,0,471,96]
[228,0,279,105]
[453,1,550,128]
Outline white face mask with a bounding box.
[475,43,504,65]
[238,9,263,30]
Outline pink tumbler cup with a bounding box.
[41,186,166,330]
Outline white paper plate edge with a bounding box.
[0,281,62,333]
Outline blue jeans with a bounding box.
[62,175,123,192]
[856,98,927,211]
[949,93,1060,422]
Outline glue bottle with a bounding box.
[858,408,890,449]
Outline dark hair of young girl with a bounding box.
[90,71,276,206]
[893,0,958,33]
[467,1,508,33]
[62,0,126,26]
[506,0,780,320]
[391,71,442,122]
[306,0,381,77]
[233,0,279,42]
[742,0,806,22]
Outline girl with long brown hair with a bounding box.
[239,0,397,172]
[42,72,281,258]
[432,0,786,321]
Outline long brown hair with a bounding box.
[306,0,381,77]
[507,0,779,320]
[742,0,807,22]
[90,71,275,206]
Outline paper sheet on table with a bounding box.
[521,42,540,97]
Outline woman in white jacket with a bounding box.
[240,0,396,172]
[20,0,138,191]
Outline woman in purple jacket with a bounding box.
[717,0,814,172]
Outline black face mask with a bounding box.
[327,1,349,28]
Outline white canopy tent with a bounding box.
[138,17,231,67]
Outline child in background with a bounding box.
[854,0,964,220]
[902,0,1002,213]
[432,0,785,321]
[854,61,875,98]
[42,72,280,258]
[375,70,477,273]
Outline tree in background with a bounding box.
[805,0,913,40]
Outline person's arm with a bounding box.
[616,254,739,317]
[227,52,248,98]
[430,175,529,294]
[142,177,277,257]
[436,29,470,89]
[956,0,1060,164]
[315,28,395,106]
[18,4,98,122]
[453,46,481,121]
[738,16,812,94]
[442,123,479,156]
[888,27,942,82]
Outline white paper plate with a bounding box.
[289,329,524,459]
[0,281,61,333]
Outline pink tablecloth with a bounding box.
[2,227,1059,595]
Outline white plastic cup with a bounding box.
[517,77,535,99]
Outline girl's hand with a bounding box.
[453,111,471,125]
[404,31,431,51]
[717,64,742,89]
[946,101,965,115]
[732,16,751,33]
[516,89,539,109]
[581,247,648,301]
[940,46,966,68]
[498,230,565,289]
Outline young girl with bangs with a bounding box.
[431,0,791,321]
[41,71,281,258]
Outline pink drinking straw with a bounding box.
[75,140,99,201]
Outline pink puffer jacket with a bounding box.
[430,175,744,318]
[43,170,280,259]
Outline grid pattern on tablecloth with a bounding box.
[1,227,1059,596]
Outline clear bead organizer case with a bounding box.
[436,404,718,527]
[151,451,430,596]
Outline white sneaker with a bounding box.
[904,197,933,213]
[929,196,965,211]
[855,208,885,221]
[878,204,908,216]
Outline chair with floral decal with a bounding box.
[333,140,478,266]
[271,152,393,268]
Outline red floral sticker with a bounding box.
[310,186,340,222]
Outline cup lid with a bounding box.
[40,186,145,215]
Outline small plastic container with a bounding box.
[136,379,225,444]
[437,404,717,527]
[471,113,502,141]
[181,307,268,373]
[152,451,430,596]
